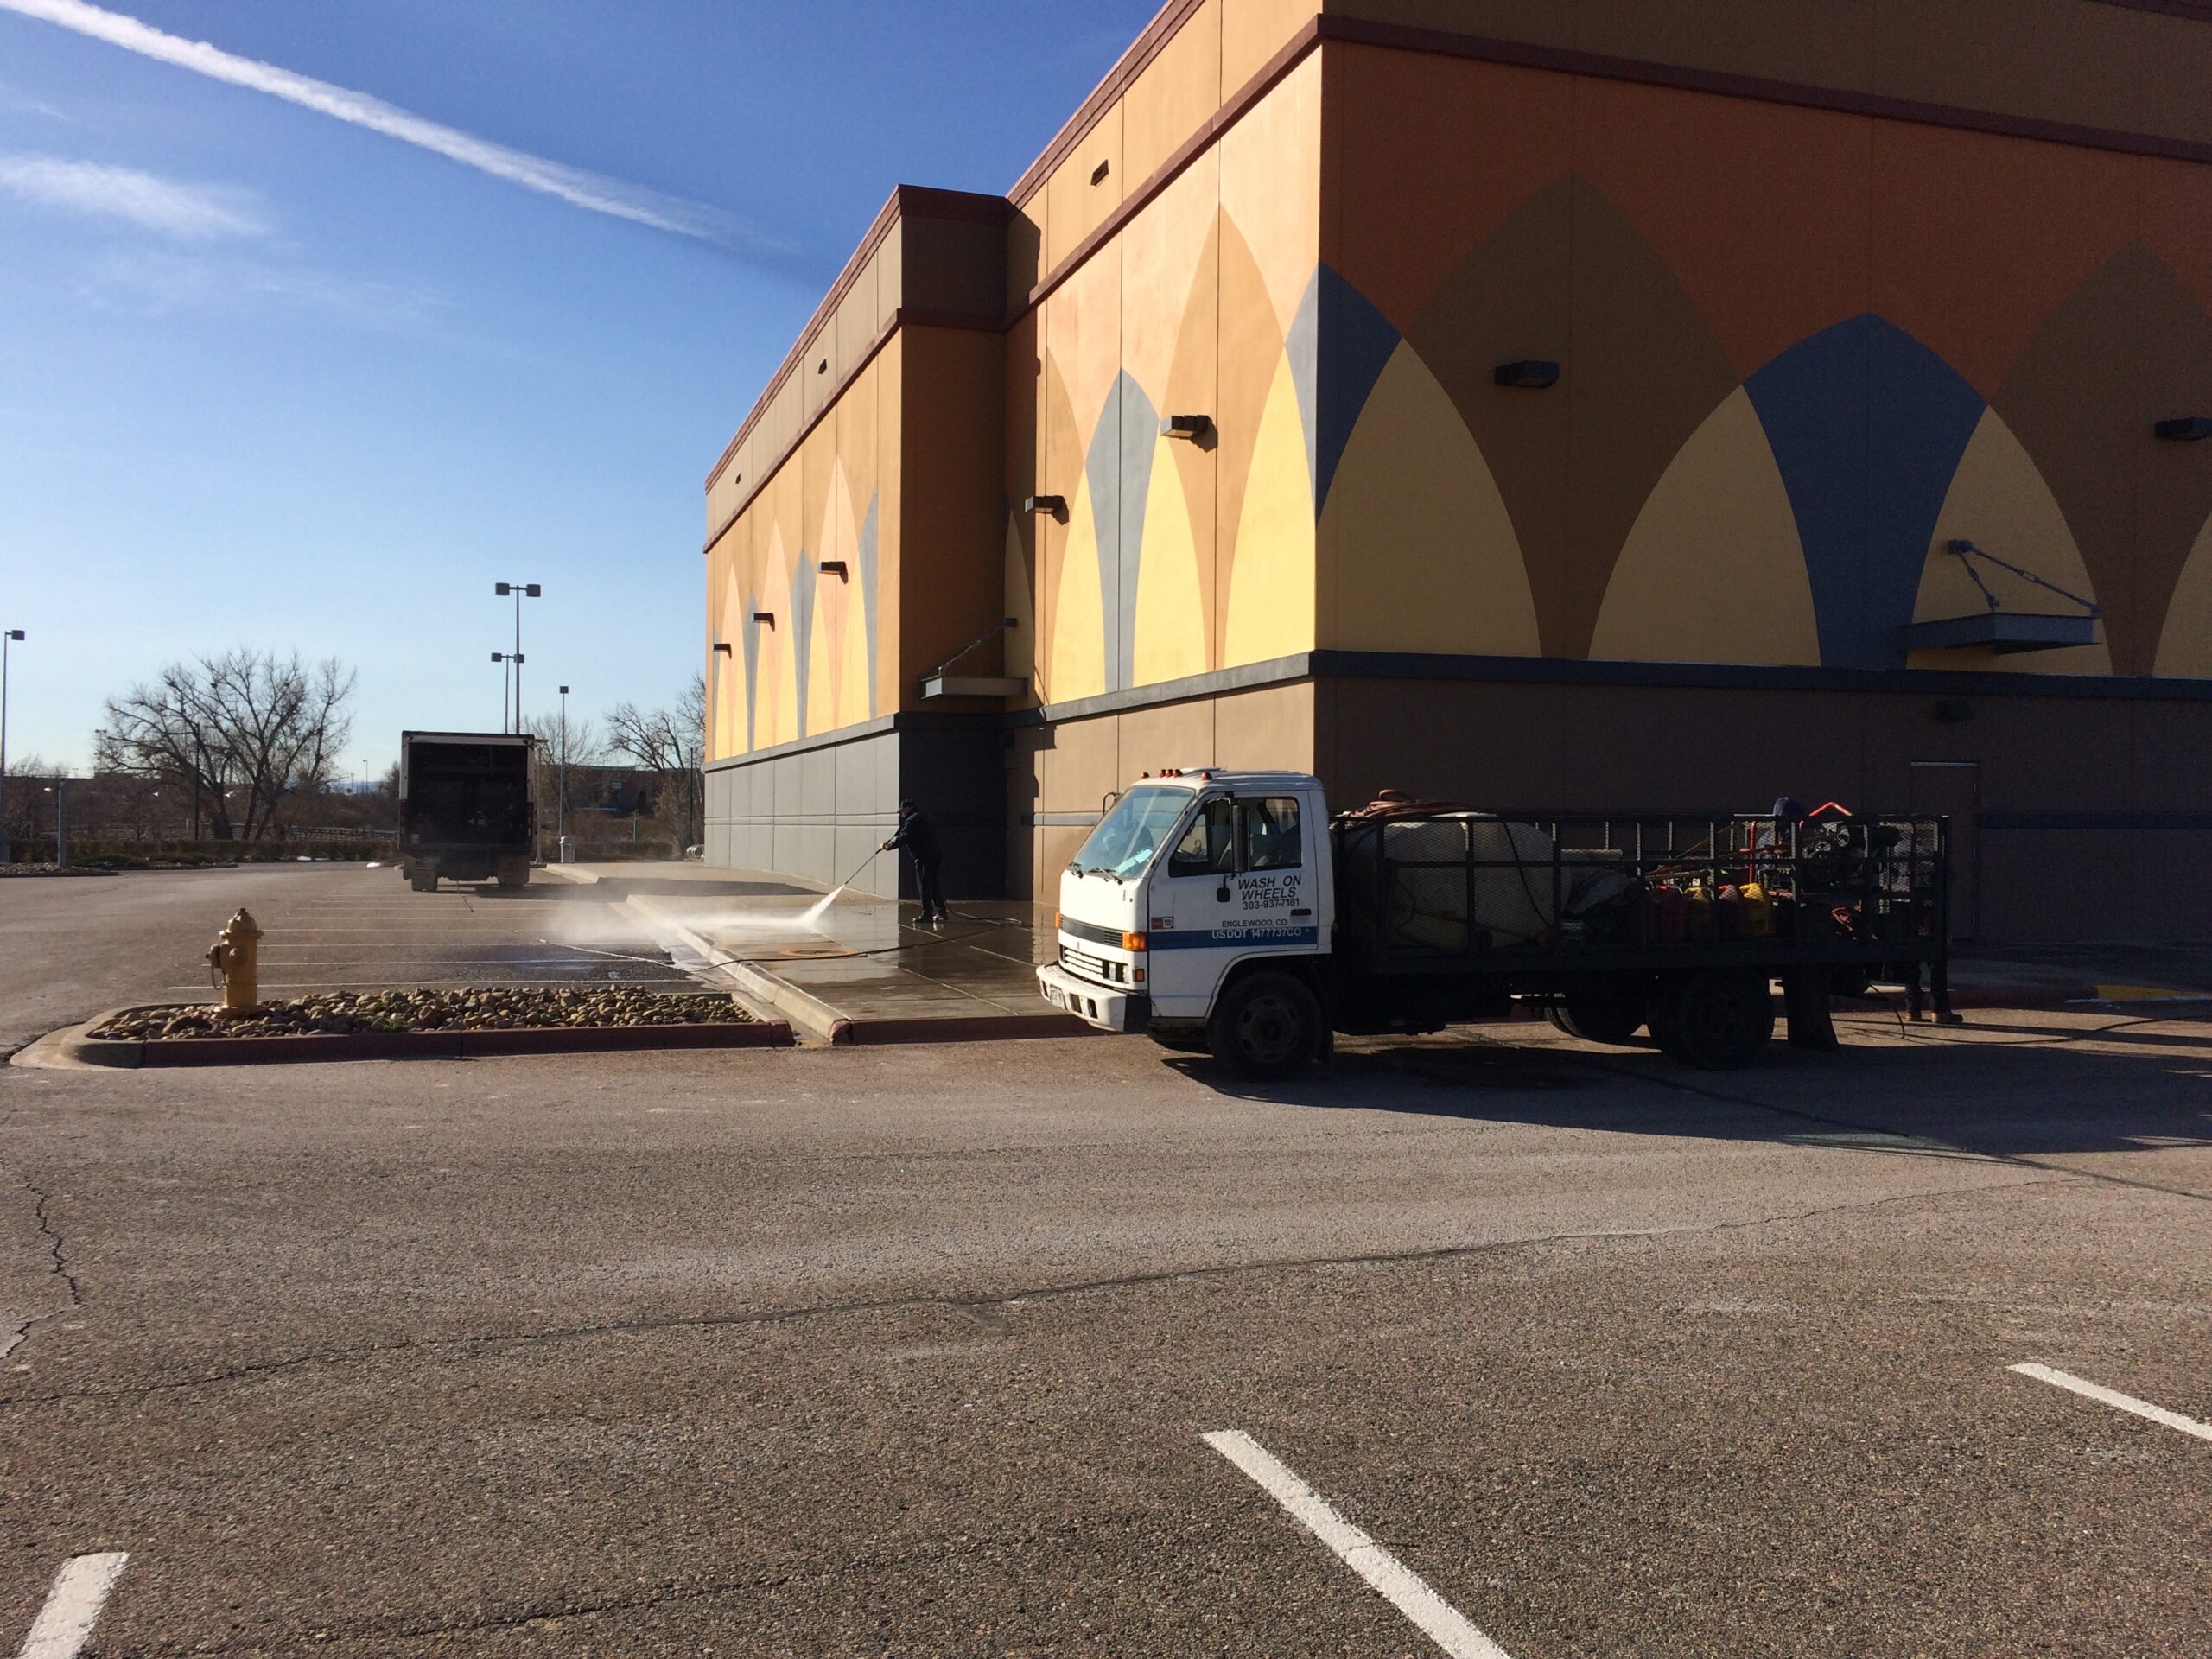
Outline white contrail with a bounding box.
[0,0,733,243]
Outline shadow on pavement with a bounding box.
[1158,1017,2212,1170]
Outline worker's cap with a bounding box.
[899,798,917,810]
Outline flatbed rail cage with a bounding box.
[1332,808,1949,979]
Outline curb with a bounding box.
[1841,984,2212,1014]
[55,1004,793,1068]
[831,1012,1100,1046]
[620,895,850,1043]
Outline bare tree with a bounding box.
[604,675,705,850]
[524,710,604,839]
[95,649,356,840]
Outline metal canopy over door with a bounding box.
[1909,761,1980,941]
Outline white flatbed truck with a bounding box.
[1037,770,1952,1077]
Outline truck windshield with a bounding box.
[1068,784,1194,880]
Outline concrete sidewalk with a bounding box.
[548,861,1078,1043]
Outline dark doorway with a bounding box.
[1909,760,1980,941]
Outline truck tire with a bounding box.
[410,868,437,893]
[1548,979,1650,1046]
[1207,970,1323,1080]
[496,856,529,889]
[1661,969,1775,1070]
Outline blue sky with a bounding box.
[0,0,1159,776]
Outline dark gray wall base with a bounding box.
[704,713,1007,899]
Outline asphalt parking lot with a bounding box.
[2,868,2209,1656]
[0,863,715,1050]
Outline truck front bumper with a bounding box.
[1036,964,1149,1033]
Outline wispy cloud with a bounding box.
[0,0,747,246]
[81,246,445,328]
[0,152,264,237]
[0,78,83,123]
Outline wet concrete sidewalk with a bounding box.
[545,861,1074,1041]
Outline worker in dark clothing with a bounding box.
[881,799,948,927]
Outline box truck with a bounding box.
[1037,771,1950,1077]
[397,731,537,892]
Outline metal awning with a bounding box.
[1899,612,2099,652]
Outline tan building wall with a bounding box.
[702,0,2212,936]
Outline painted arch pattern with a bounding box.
[1316,54,2212,680]
[1019,54,1324,708]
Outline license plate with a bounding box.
[1043,982,1066,1008]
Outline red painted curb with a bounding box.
[461,1022,792,1056]
[79,1014,794,1067]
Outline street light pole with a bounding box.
[557,683,569,849]
[0,628,22,864]
[493,582,542,734]
[491,651,517,731]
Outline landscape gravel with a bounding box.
[90,986,754,1039]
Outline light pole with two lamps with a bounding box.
[0,627,23,863]
[493,582,541,734]
[491,651,522,732]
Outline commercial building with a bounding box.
[703,0,2212,939]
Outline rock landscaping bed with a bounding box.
[91,987,756,1041]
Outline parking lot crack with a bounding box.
[0,1172,2062,1408]
[1,1166,85,1362]
[111,1509,1215,1655]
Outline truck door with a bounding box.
[1143,791,1319,1016]
[1226,793,1319,952]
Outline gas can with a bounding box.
[1738,881,1776,938]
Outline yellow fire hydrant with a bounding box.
[207,907,263,1011]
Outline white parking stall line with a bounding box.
[1203,1430,1516,1659]
[2011,1363,2212,1444]
[16,1553,128,1659]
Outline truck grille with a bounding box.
[1060,944,1125,982]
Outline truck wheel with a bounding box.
[496,856,529,889]
[1548,980,1649,1046]
[1667,969,1775,1070]
[410,869,437,893]
[1208,971,1323,1080]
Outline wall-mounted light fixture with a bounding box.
[817,358,829,375]
[1090,159,1110,186]
[2156,416,2212,441]
[1159,414,1213,441]
[1020,493,1067,519]
[819,560,849,580]
[1494,359,1560,389]
[751,612,776,627]
[712,641,734,656]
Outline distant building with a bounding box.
[702,0,2212,940]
